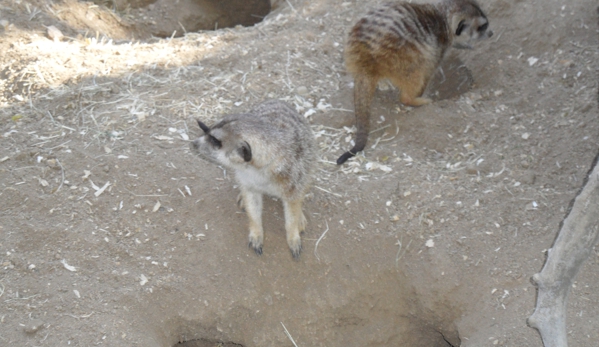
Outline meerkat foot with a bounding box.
[400,95,432,107]
[248,234,263,255]
[288,238,302,260]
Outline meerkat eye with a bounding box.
[208,135,222,148]
[478,22,488,32]
[456,20,467,36]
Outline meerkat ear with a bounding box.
[197,120,211,134]
[456,20,467,36]
[238,141,252,162]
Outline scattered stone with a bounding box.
[466,163,479,175]
[578,103,593,113]
[0,20,8,28]
[520,160,530,169]
[47,25,64,42]
[24,319,45,334]
[522,171,536,185]
[296,86,308,95]
[46,158,58,168]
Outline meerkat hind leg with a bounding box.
[283,198,305,259]
[236,192,245,212]
[392,70,433,107]
[299,211,307,233]
[241,188,264,255]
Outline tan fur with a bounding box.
[337,0,493,164]
[190,100,316,259]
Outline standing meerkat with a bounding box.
[337,0,493,164]
[190,100,316,259]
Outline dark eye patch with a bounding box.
[208,135,222,148]
[456,20,467,36]
[478,22,488,32]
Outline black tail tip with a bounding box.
[337,151,355,165]
[196,119,210,134]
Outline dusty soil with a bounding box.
[0,0,597,346]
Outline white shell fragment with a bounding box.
[90,180,110,197]
[528,57,539,66]
[365,162,392,173]
[152,201,161,212]
[61,259,77,272]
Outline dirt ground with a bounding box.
[0,0,598,346]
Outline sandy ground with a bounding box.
[0,0,598,346]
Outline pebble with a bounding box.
[46,158,58,168]
[0,19,9,28]
[296,86,308,95]
[578,103,593,113]
[466,164,479,175]
[47,25,63,42]
[24,319,45,334]
[521,171,536,185]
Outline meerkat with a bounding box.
[337,0,493,164]
[190,100,316,259]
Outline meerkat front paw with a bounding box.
[287,235,302,260]
[248,233,263,255]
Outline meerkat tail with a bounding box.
[337,74,377,165]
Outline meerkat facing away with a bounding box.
[337,0,493,165]
[190,100,316,259]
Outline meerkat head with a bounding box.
[190,119,252,168]
[447,0,493,49]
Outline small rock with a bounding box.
[578,103,593,113]
[264,294,273,305]
[0,19,9,28]
[466,164,478,175]
[46,158,57,168]
[520,160,530,169]
[24,319,45,334]
[521,171,536,185]
[47,25,63,42]
[296,86,308,95]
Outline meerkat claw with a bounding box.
[290,244,302,260]
[249,242,263,256]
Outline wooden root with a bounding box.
[528,154,599,347]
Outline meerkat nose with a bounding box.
[487,30,493,37]
[190,140,199,150]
